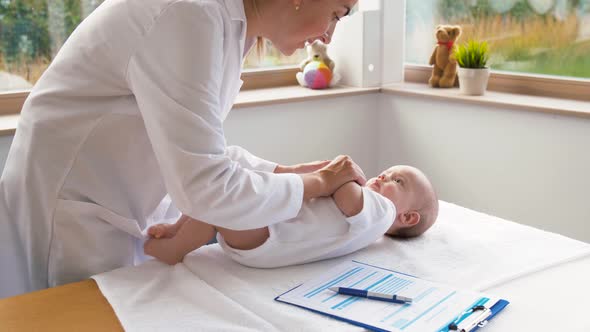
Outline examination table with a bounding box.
[1,201,589,331]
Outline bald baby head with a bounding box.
[371,165,438,238]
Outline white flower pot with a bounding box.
[458,67,491,96]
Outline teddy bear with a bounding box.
[296,40,339,89]
[429,25,462,88]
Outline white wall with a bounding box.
[377,93,590,243]
[224,94,381,177]
[0,95,379,177]
[1,92,588,243]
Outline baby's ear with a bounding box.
[400,211,420,227]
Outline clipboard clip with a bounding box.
[448,305,491,332]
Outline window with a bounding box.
[0,0,105,93]
[0,0,307,94]
[406,0,590,80]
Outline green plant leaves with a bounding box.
[455,40,490,69]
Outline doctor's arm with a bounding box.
[225,145,330,174]
[274,160,331,174]
[126,3,363,230]
[224,145,277,172]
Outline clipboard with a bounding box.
[442,299,510,332]
[275,261,509,332]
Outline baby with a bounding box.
[144,165,439,267]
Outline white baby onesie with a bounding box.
[217,187,396,268]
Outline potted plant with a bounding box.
[455,40,491,96]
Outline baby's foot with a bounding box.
[147,215,192,238]
[147,224,175,239]
[144,238,184,265]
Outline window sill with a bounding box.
[233,85,380,109]
[0,114,19,137]
[382,82,590,119]
[404,64,590,102]
[1,83,586,137]
[0,85,380,137]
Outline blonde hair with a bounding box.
[256,36,266,57]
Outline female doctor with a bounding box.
[0,0,361,298]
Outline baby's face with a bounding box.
[366,166,423,212]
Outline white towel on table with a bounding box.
[93,201,590,332]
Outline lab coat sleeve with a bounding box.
[126,2,303,230]
[225,145,277,173]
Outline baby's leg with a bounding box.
[144,218,216,265]
[216,226,270,250]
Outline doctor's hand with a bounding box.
[300,155,366,200]
[274,160,331,174]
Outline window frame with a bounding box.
[0,66,300,115]
[240,66,299,90]
[1,65,589,115]
[0,91,28,115]
[2,0,589,114]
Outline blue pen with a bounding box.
[329,287,413,304]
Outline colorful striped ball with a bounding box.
[303,61,333,89]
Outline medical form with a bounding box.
[275,261,508,332]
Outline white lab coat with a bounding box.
[0,0,303,298]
